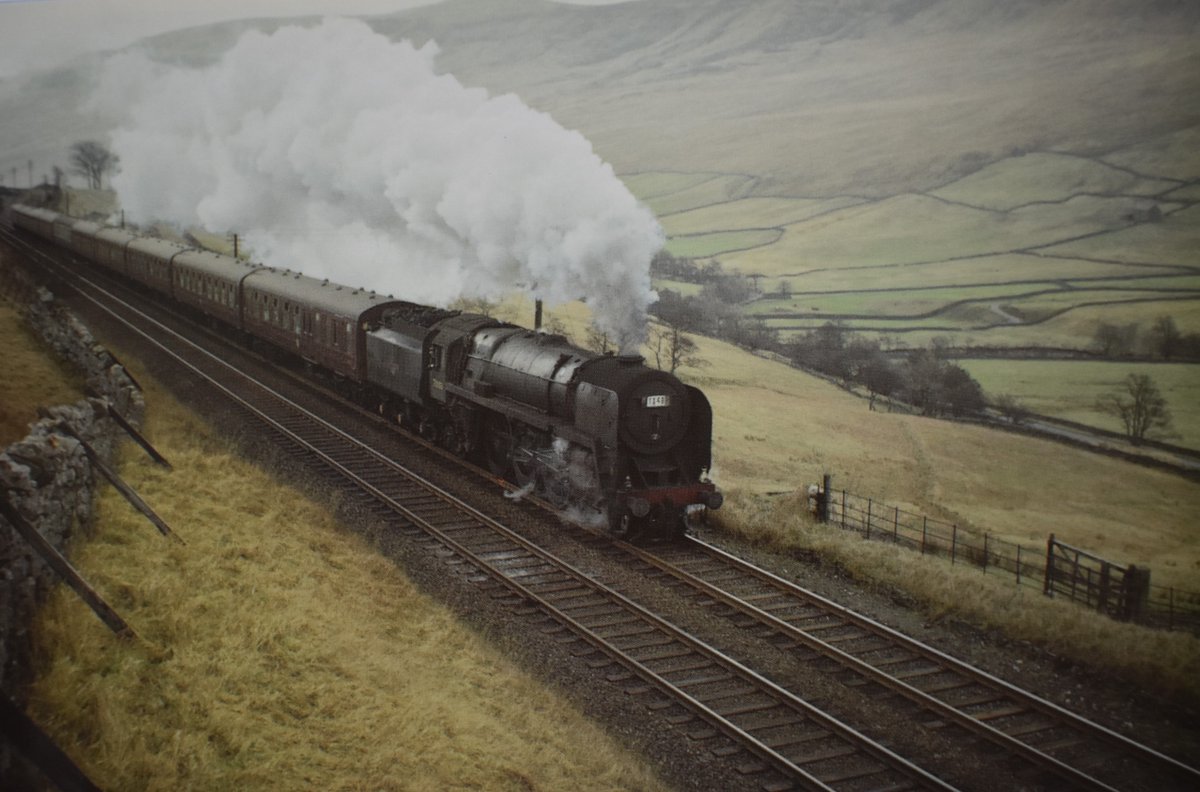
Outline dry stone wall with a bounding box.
[0,273,144,734]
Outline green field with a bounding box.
[664,228,781,258]
[627,127,1200,358]
[929,152,1179,210]
[960,359,1200,449]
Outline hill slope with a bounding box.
[2,0,1197,198]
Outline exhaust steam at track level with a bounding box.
[95,17,662,351]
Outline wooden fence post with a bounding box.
[1044,533,1055,597]
[840,490,846,529]
[951,524,957,565]
[1121,565,1151,622]
[1016,545,1022,586]
[893,506,899,543]
[921,516,927,555]
[865,499,872,539]
[983,533,989,574]
[820,473,832,523]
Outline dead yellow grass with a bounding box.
[0,302,84,446]
[29,370,667,791]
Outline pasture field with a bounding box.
[706,193,1167,276]
[1039,204,1200,268]
[26,359,667,792]
[746,283,1037,319]
[634,172,757,218]
[761,253,1181,294]
[626,128,1200,357]
[663,228,780,259]
[928,152,1178,210]
[659,196,866,236]
[960,359,1200,449]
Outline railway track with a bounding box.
[6,226,1197,790]
[608,538,1200,792]
[5,230,961,791]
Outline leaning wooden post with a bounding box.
[102,402,172,469]
[865,499,872,539]
[0,694,102,792]
[951,524,958,564]
[0,496,135,640]
[50,422,182,544]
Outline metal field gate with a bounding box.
[1043,535,1151,621]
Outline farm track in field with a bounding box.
[6,226,1198,791]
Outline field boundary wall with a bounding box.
[0,251,144,782]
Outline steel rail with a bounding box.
[622,535,1199,792]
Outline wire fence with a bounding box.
[821,485,1200,635]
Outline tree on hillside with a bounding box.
[69,141,118,189]
[1147,315,1182,360]
[991,393,1030,425]
[585,325,616,355]
[648,322,705,374]
[899,350,986,417]
[1092,321,1138,357]
[1096,373,1173,445]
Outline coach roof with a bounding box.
[173,248,260,280]
[242,266,400,318]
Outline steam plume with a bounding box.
[97,18,661,348]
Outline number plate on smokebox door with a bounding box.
[643,395,670,408]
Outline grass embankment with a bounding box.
[714,490,1200,705]
[25,363,666,790]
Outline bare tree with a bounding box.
[648,323,705,374]
[991,393,1030,425]
[451,296,498,317]
[1092,321,1138,357]
[69,141,119,189]
[1096,373,1173,445]
[585,325,615,355]
[1147,315,1182,360]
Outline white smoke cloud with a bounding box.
[96,17,661,349]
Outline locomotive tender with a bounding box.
[13,204,721,540]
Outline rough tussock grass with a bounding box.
[714,489,1200,707]
[29,374,666,791]
[0,302,84,445]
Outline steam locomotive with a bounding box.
[12,204,721,541]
